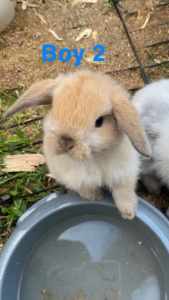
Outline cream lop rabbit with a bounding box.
[4,70,151,219]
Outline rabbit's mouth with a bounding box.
[69,143,91,161]
[55,142,91,161]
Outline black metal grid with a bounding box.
[107,0,169,87]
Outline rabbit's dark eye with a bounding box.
[95,116,104,128]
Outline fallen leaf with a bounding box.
[24,187,33,194]
[3,154,45,172]
[17,0,39,8]
[140,13,151,29]
[34,10,48,25]
[33,10,63,41]
[75,28,92,42]
[72,0,97,6]
[48,28,63,41]
[154,58,161,63]
[92,30,98,41]
[21,0,28,10]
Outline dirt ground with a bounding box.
[0,0,169,242]
[0,0,169,91]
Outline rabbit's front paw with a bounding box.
[113,187,138,220]
[119,202,136,220]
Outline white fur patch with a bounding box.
[133,79,169,188]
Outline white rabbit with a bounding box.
[132,79,169,194]
[0,0,16,33]
[3,69,151,219]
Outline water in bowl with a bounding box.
[20,215,163,300]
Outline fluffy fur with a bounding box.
[4,69,151,219]
[132,79,169,193]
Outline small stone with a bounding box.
[0,194,11,203]
[32,33,41,40]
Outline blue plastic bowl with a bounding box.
[0,193,169,300]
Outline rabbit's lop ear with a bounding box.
[111,89,151,157]
[3,79,59,119]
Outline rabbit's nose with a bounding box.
[59,135,74,151]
